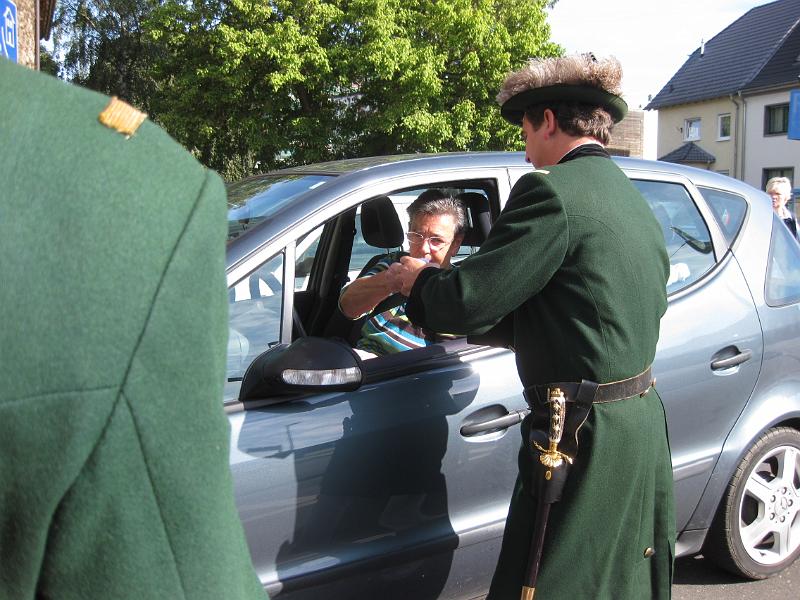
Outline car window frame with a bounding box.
[696,185,750,249]
[224,168,512,402]
[764,215,800,307]
[624,169,730,299]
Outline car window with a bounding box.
[227,252,284,396]
[765,218,800,306]
[632,179,716,294]
[295,225,324,291]
[226,174,333,241]
[349,187,489,277]
[697,186,748,247]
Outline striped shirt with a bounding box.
[352,257,451,356]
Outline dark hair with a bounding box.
[524,101,615,145]
[407,189,467,235]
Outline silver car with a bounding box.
[224,152,800,598]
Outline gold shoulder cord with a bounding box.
[98,97,147,138]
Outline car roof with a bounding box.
[251,151,751,184]
[227,152,763,268]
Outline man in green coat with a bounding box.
[397,54,675,599]
[0,60,266,599]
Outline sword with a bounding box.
[521,387,573,600]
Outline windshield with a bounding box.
[226,174,333,241]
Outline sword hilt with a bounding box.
[536,387,572,468]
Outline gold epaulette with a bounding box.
[98,97,147,138]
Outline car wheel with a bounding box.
[705,427,800,579]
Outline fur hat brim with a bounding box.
[500,84,628,125]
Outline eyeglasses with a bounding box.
[406,231,450,251]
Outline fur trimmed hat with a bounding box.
[497,54,627,125]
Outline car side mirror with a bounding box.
[239,336,364,401]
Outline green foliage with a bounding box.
[39,49,60,76]
[54,0,561,178]
[52,0,163,112]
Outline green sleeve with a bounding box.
[407,172,568,334]
[36,172,266,600]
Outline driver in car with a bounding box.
[338,189,465,357]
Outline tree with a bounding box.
[51,0,163,112]
[146,0,561,179]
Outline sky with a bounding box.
[546,0,772,157]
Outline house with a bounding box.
[646,0,800,194]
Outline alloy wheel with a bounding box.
[738,443,800,565]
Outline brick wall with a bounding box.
[14,0,37,68]
[608,110,644,158]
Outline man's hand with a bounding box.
[383,261,405,294]
[339,266,404,319]
[397,256,440,296]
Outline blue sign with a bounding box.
[790,89,800,141]
[1,0,17,63]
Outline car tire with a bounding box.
[704,427,800,579]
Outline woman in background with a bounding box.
[766,176,796,238]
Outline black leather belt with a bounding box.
[525,367,654,407]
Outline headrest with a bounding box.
[361,195,404,248]
[458,192,492,247]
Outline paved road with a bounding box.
[473,554,799,599]
[672,554,800,599]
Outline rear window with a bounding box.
[765,218,800,307]
[632,179,715,294]
[698,186,748,246]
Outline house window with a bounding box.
[684,118,701,141]
[764,104,789,135]
[717,114,731,140]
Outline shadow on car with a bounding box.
[237,359,477,598]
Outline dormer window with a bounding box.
[684,118,701,141]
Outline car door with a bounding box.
[225,169,527,600]
[629,175,763,536]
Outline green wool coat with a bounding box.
[0,60,265,600]
[406,152,676,599]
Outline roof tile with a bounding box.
[658,142,716,164]
[646,0,800,109]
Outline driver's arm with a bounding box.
[339,264,402,319]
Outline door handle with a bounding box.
[460,409,530,436]
[711,349,752,370]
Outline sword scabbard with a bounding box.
[522,385,592,595]
[521,585,536,600]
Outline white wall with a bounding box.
[655,98,737,174]
[742,89,800,190]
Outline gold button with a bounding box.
[643,547,655,558]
